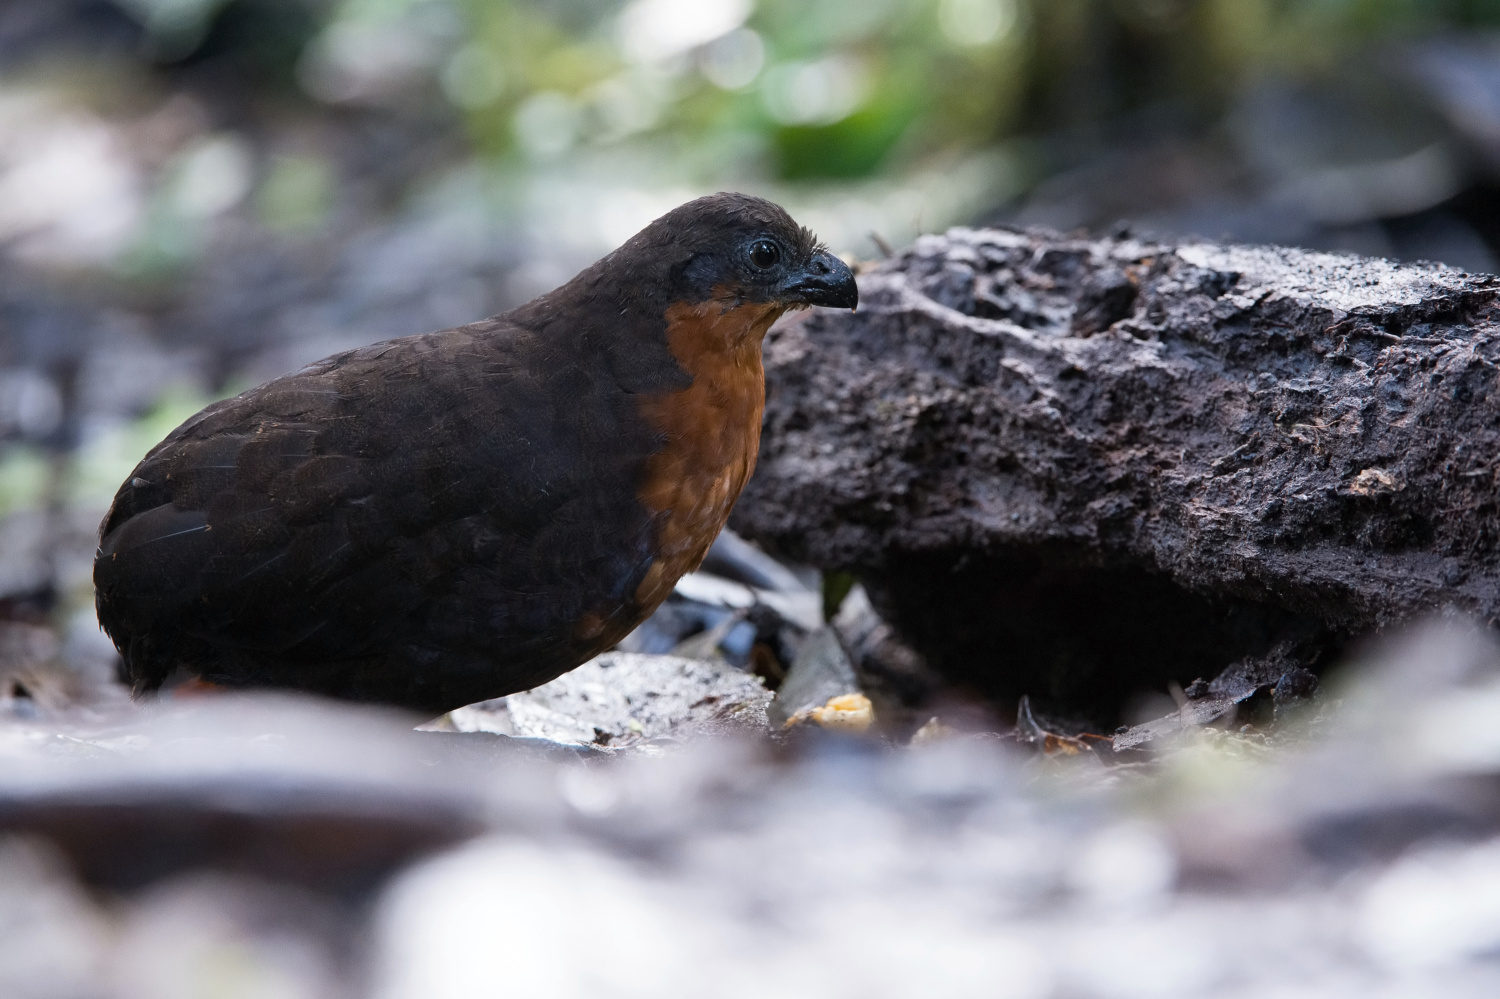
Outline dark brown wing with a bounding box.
[94,318,665,711]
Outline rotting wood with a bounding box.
[734,227,1500,725]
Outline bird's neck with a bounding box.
[630,299,786,614]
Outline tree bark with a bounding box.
[733,227,1500,724]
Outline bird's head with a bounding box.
[513,193,858,384]
[627,192,858,312]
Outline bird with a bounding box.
[93,193,857,714]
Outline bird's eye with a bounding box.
[749,239,781,269]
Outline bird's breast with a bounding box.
[631,298,785,612]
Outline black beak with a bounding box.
[783,249,858,310]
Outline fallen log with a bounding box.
[734,227,1500,724]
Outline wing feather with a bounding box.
[94,319,662,704]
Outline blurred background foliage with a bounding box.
[0,0,1495,303]
[10,0,1500,270]
[5,0,1500,613]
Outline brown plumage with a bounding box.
[92,193,856,713]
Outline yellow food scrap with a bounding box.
[785,692,875,733]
